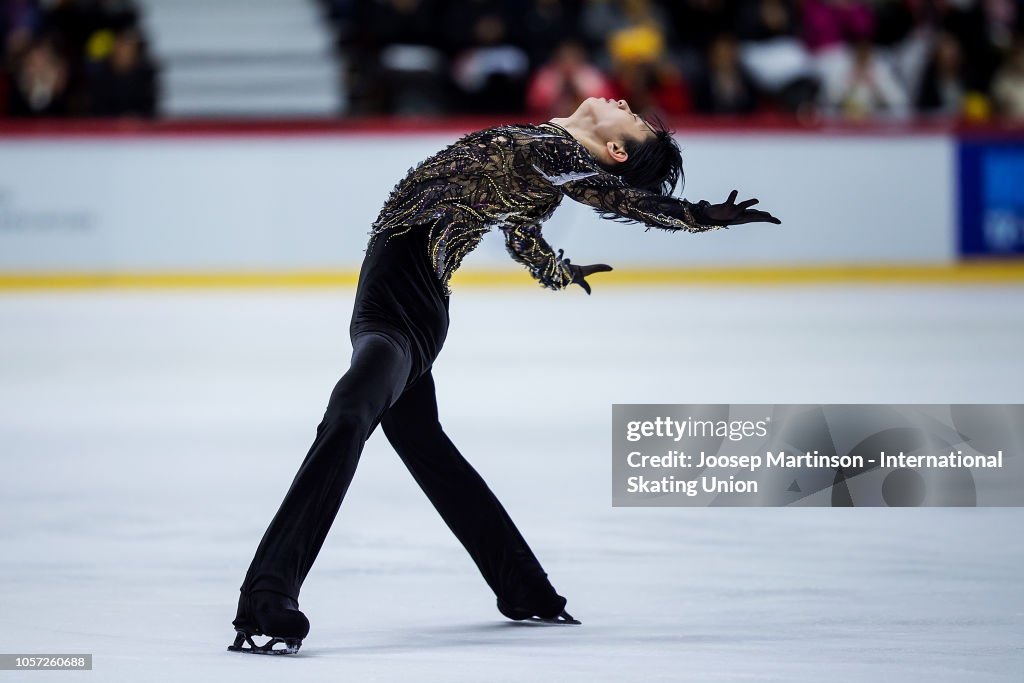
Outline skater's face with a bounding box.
[579,97,656,165]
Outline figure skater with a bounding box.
[228,97,781,654]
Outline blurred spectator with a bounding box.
[991,36,1024,119]
[581,0,674,62]
[871,1,931,112]
[822,39,910,119]
[663,0,734,80]
[937,0,1003,92]
[802,0,881,117]
[979,0,1018,51]
[445,0,530,113]
[7,38,70,117]
[364,0,441,47]
[2,0,44,113]
[692,34,759,115]
[802,0,874,52]
[322,0,356,42]
[579,0,628,59]
[526,39,615,117]
[612,59,692,115]
[606,10,664,65]
[601,0,689,116]
[523,0,579,67]
[43,0,139,77]
[354,0,448,115]
[86,27,156,117]
[735,0,820,113]
[3,0,41,59]
[916,31,967,117]
[736,0,800,42]
[872,0,916,47]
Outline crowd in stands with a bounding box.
[3,0,1023,123]
[327,0,1024,122]
[1,0,157,118]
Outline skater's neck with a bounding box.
[547,116,611,164]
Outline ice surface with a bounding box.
[1,286,1022,682]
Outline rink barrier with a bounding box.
[1,262,1023,290]
[1,118,1020,281]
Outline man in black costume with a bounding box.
[229,97,780,654]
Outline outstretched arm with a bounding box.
[523,135,781,232]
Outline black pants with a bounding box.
[237,226,566,618]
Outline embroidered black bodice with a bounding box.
[366,122,724,295]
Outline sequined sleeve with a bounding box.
[523,135,725,234]
[501,224,575,291]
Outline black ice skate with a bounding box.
[227,590,310,655]
[497,597,581,625]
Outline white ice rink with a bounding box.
[1,285,1022,682]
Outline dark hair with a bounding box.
[604,114,684,196]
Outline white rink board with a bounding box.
[0,132,953,271]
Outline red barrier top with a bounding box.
[0,114,1021,139]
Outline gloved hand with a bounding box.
[568,262,613,295]
[697,190,782,226]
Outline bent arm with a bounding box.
[501,223,575,291]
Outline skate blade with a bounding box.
[526,610,581,625]
[227,630,302,655]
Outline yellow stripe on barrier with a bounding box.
[0,271,362,290]
[1,263,1023,290]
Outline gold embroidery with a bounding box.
[365,124,718,295]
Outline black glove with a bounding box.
[696,190,782,226]
[568,262,613,295]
